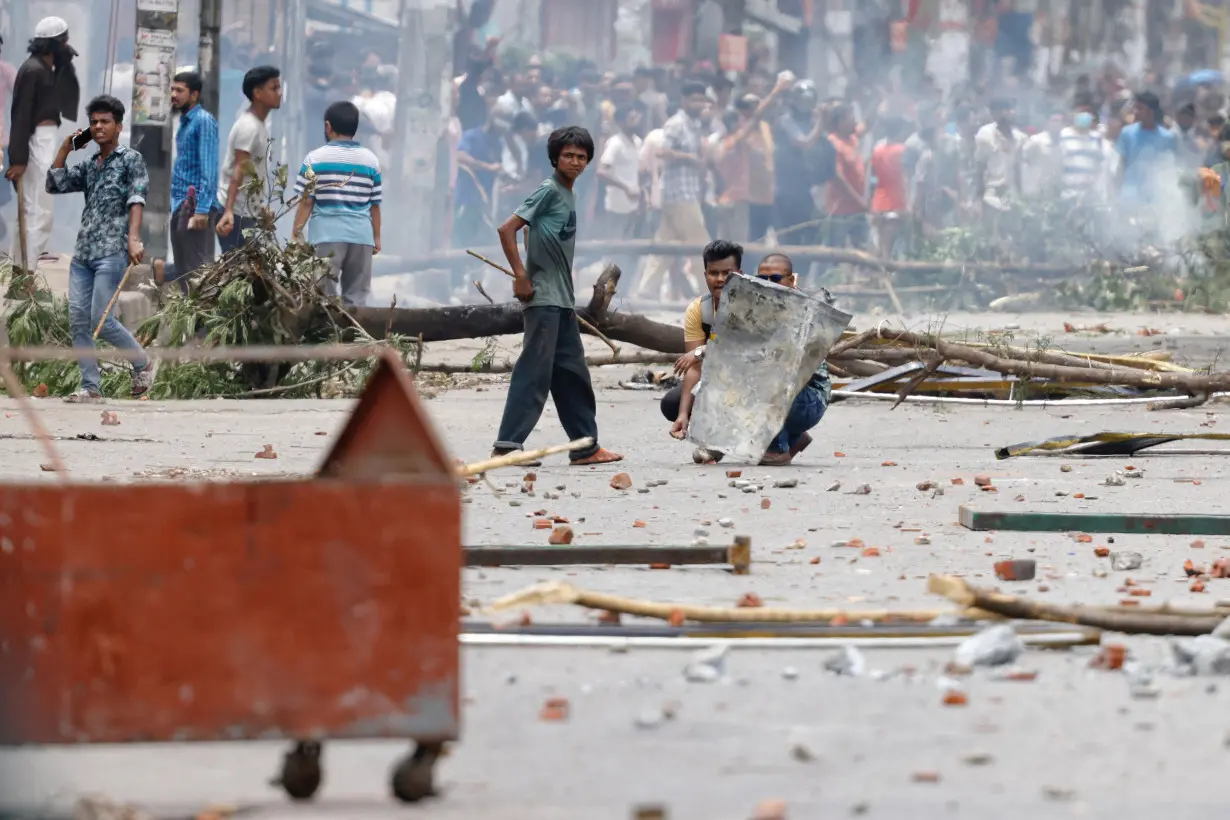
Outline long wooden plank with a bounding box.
[464,543,747,569]
[959,505,1230,535]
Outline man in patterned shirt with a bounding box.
[46,95,152,403]
[637,80,711,300]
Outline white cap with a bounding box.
[35,16,69,39]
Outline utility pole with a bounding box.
[199,0,222,116]
[130,0,180,261]
[394,0,454,257]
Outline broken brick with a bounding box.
[1094,547,1110,557]
[912,771,941,784]
[1090,644,1126,670]
[610,473,633,490]
[32,383,48,398]
[881,460,898,467]
[834,451,846,457]
[539,698,570,721]
[597,610,621,625]
[916,481,936,491]
[100,411,120,426]
[1212,559,1230,579]
[951,477,965,485]
[1184,560,1203,577]
[667,609,685,627]
[995,559,1036,581]
[1128,588,1152,597]
[726,470,743,478]
[633,519,647,528]
[736,592,763,608]
[751,800,787,820]
[760,498,771,509]
[1000,670,1038,682]
[942,690,968,707]
[532,518,552,529]
[974,475,992,487]
[254,444,278,459]
[1075,534,1093,543]
[981,486,998,493]
[523,472,537,482]
[548,526,574,545]
[861,547,881,557]
[809,556,821,565]
[1073,493,1086,499]
[1191,581,1207,593]
[649,562,671,570]
[1191,539,1206,549]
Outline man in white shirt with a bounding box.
[974,97,1027,233]
[597,104,644,279]
[216,65,282,253]
[1022,110,1065,198]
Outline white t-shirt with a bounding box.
[640,128,666,210]
[600,131,643,214]
[973,121,1027,208]
[219,111,270,218]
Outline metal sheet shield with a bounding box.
[688,275,852,462]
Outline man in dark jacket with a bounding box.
[6,16,79,270]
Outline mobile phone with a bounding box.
[72,130,92,151]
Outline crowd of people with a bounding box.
[447,43,1230,301]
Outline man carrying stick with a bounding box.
[46,95,152,402]
[490,126,623,466]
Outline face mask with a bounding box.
[1074,112,1094,130]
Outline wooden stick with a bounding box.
[928,574,1227,636]
[93,264,136,340]
[488,579,988,624]
[465,248,622,356]
[0,348,67,478]
[457,436,594,477]
[14,175,29,274]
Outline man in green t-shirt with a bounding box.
[491,126,624,466]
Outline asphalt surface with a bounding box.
[2,329,1230,819]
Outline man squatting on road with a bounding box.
[46,95,153,403]
[491,126,623,466]
[661,242,831,466]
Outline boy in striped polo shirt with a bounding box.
[292,101,382,307]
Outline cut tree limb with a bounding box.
[884,329,1228,395]
[929,574,1228,635]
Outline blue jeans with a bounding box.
[767,385,828,454]
[68,252,149,393]
[659,383,828,455]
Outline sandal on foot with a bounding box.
[571,447,624,466]
[691,446,724,464]
[490,448,542,467]
[64,389,105,404]
[131,366,154,398]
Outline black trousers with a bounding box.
[166,203,219,285]
[494,306,600,460]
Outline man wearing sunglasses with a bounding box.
[662,245,829,465]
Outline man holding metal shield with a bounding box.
[661,243,830,466]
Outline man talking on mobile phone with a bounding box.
[46,94,153,403]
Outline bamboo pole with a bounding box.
[457,437,594,477]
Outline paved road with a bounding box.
[2,363,1229,819]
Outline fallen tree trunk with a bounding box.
[404,241,1078,278]
[419,351,678,374]
[353,265,689,354]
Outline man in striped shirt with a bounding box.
[292,101,382,308]
[1059,95,1115,205]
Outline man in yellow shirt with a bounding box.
[660,244,829,465]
